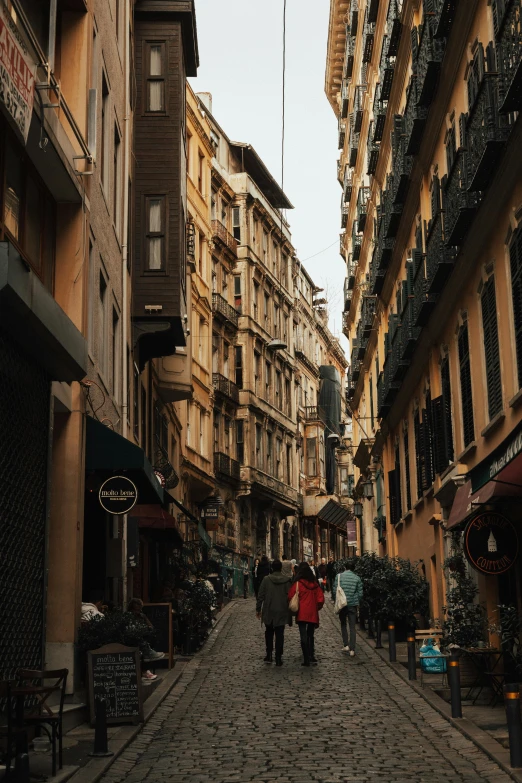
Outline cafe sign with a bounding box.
[99,476,138,515]
[464,512,519,576]
[0,2,36,143]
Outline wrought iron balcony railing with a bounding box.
[432,0,458,39]
[212,293,239,327]
[344,278,354,311]
[341,80,350,119]
[367,122,380,175]
[386,0,402,56]
[356,186,371,233]
[416,19,446,107]
[363,16,376,64]
[344,167,353,202]
[348,118,359,167]
[413,260,437,327]
[304,406,326,422]
[361,295,376,338]
[349,0,359,37]
[345,33,355,79]
[382,178,402,238]
[404,75,428,155]
[352,221,362,261]
[443,151,481,247]
[338,117,347,150]
[496,0,522,113]
[212,373,240,403]
[341,203,349,229]
[399,297,421,362]
[211,220,238,255]
[425,215,456,294]
[342,310,351,336]
[214,452,241,481]
[373,83,387,143]
[354,85,367,133]
[466,70,512,191]
[390,116,412,207]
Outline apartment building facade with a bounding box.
[327,0,522,622]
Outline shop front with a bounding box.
[208,546,253,598]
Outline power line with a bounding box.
[301,239,340,262]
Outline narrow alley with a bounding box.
[99,601,510,783]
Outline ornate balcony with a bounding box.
[354,85,367,133]
[466,71,512,191]
[214,452,240,482]
[348,123,359,167]
[380,53,395,102]
[382,180,402,238]
[373,83,387,142]
[496,0,522,113]
[363,18,376,64]
[404,75,428,155]
[443,151,481,247]
[368,0,380,24]
[344,278,354,311]
[304,405,326,422]
[341,80,350,119]
[338,117,347,150]
[390,117,412,206]
[386,0,402,56]
[361,295,376,338]
[212,293,239,328]
[432,0,458,39]
[351,357,361,383]
[347,255,357,290]
[342,310,351,337]
[213,373,240,404]
[377,362,399,419]
[367,125,380,175]
[341,203,349,229]
[212,220,238,256]
[352,221,362,261]
[426,215,456,294]
[399,297,421,361]
[413,264,437,327]
[345,34,355,79]
[349,0,359,37]
[356,187,371,233]
[344,167,353,202]
[416,20,446,107]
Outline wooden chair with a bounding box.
[16,668,68,777]
[0,679,28,779]
[415,629,447,687]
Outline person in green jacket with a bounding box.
[256,559,291,666]
[333,564,363,656]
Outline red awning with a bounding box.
[446,479,522,530]
[129,505,183,534]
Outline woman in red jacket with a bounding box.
[288,562,325,666]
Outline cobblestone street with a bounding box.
[100,600,511,783]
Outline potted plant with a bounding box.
[442,553,487,651]
[488,604,522,684]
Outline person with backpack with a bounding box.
[333,563,363,656]
[256,559,291,666]
[288,562,324,666]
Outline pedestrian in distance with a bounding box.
[243,567,249,599]
[326,556,335,593]
[254,555,270,597]
[288,562,324,666]
[281,553,294,581]
[317,557,328,591]
[253,558,260,598]
[333,563,363,656]
[308,558,316,577]
[256,559,291,666]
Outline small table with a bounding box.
[461,648,504,705]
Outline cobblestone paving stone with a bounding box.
[99,600,511,783]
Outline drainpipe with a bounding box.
[121,0,131,606]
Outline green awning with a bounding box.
[470,419,522,492]
[86,416,164,505]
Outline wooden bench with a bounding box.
[415,629,447,686]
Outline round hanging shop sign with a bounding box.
[99,476,138,515]
[464,512,519,575]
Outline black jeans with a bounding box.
[297,621,316,662]
[339,606,357,650]
[265,624,284,659]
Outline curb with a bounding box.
[324,603,522,783]
[67,600,237,783]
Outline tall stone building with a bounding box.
[327,0,522,622]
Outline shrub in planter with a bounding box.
[77,611,157,654]
[178,580,217,652]
[442,553,487,649]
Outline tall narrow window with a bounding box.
[481,277,502,419]
[285,379,291,416]
[141,385,147,450]
[276,438,282,478]
[98,271,108,376]
[223,342,229,378]
[414,409,424,499]
[253,282,259,319]
[370,374,374,428]
[307,437,317,475]
[459,322,475,447]
[133,364,139,439]
[403,427,412,512]
[264,293,269,326]
[198,152,204,193]
[101,74,110,192]
[88,241,96,352]
[199,409,205,455]
[145,196,165,270]
[234,275,242,312]
[236,420,244,464]
[266,432,273,474]
[212,332,219,374]
[146,42,165,112]
[232,206,241,241]
[112,307,120,401]
[286,444,292,485]
[441,356,454,463]
[254,352,260,395]
[214,411,220,453]
[256,424,263,469]
[113,124,121,234]
[186,402,192,448]
[265,362,271,401]
[235,346,243,389]
[509,230,522,389]
[198,318,205,364]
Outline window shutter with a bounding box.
[422,404,433,488]
[394,442,403,520]
[481,277,502,419]
[510,230,522,390]
[441,356,454,463]
[431,176,441,222]
[388,469,399,525]
[404,428,412,511]
[411,27,419,62]
[431,396,447,475]
[458,323,475,447]
[458,112,468,150]
[467,43,485,112]
[414,410,424,499]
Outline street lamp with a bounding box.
[353,500,363,517]
[362,479,374,500]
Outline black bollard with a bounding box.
[90,699,114,757]
[448,654,463,718]
[367,616,374,639]
[14,752,30,783]
[359,611,366,632]
[407,634,417,680]
[388,623,397,662]
[375,619,383,649]
[504,683,522,768]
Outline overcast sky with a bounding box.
[189,0,347,348]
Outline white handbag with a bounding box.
[289,581,299,614]
[334,575,348,614]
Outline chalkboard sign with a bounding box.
[142,603,173,668]
[88,644,143,725]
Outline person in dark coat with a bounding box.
[288,562,325,666]
[254,555,270,597]
[256,560,291,666]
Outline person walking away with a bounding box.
[334,564,363,656]
[281,554,294,581]
[317,558,328,592]
[253,559,260,598]
[326,557,335,593]
[308,559,316,577]
[254,555,270,597]
[256,559,291,666]
[243,567,249,599]
[288,562,324,666]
